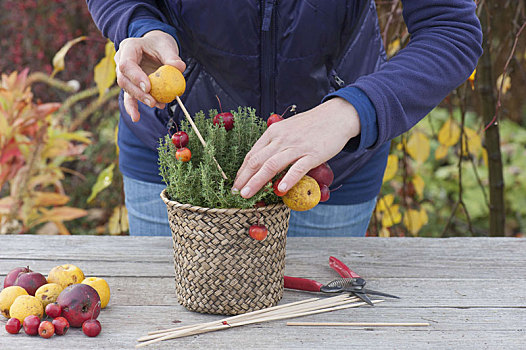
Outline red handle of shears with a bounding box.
[283,276,324,292]
[329,256,361,279]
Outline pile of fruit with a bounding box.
[1,264,110,338]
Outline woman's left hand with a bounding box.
[232,97,361,198]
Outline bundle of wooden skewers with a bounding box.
[136,295,382,347]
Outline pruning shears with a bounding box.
[283,256,399,306]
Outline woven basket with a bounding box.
[160,189,290,315]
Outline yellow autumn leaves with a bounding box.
[378,111,486,236]
[377,194,429,237]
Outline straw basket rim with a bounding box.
[160,188,288,215]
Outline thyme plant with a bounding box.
[158,107,281,209]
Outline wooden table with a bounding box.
[1,236,525,349]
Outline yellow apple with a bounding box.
[47,264,85,289]
[82,277,110,309]
[282,175,321,211]
[0,286,28,318]
[35,283,63,308]
[9,295,43,322]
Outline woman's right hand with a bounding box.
[114,30,186,122]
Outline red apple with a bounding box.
[45,302,62,318]
[14,271,47,296]
[267,113,284,127]
[23,315,41,336]
[56,284,101,328]
[52,316,69,336]
[4,267,32,288]
[171,131,189,148]
[213,112,234,131]
[38,320,55,339]
[5,318,22,334]
[175,147,192,162]
[307,162,334,187]
[82,319,101,337]
[249,224,268,241]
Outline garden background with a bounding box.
[0,0,524,237]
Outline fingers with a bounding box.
[123,91,140,122]
[278,157,318,193]
[232,124,317,198]
[238,149,315,199]
[116,34,179,121]
[232,99,361,199]
[116,38,151,94]
[117,68,155,108]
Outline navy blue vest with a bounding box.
[120,0,388,199]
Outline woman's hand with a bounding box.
[114,30,186,122]
[232,97,361,198]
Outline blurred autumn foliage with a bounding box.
[0,0,525,236]
[0,0,105,100]
[372,0,526,237]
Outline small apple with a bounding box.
[14,272,48,296]
[267,113,284,127]
[38,320,55,339]
[47,264,85,289]
[52,316,69,336]
[23,315,41,336]
[307,162,334,187]
[5,318,22,334]
[45,302,62,318]
[56,284,101,328]
[249,224,268,241]
[282,175,321,212]
[4,267,32,288]
[171,131,189,148]
[213,112,234,131]
[175,147,192,162]
[82,319,101,337]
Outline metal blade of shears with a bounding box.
[360,288,400,299]
[350,291,374,306]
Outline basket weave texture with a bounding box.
[161,189,290,315]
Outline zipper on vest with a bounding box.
[261,0,276,119]
[330,71,346,90]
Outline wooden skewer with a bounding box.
[175,96,228,180]
[144,295,353,338]
[139,296,350,341]
[136,297,381,348]
[145,297,324,337]
[287,322,430,327]
[136,299,383,348]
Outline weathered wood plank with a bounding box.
[1,306,524,349]
[41,276,523,308]
[1,237,525,279]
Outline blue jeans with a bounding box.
[123,175,375,237]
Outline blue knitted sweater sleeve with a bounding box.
[86,0,172,49]
[338,0,482,151]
